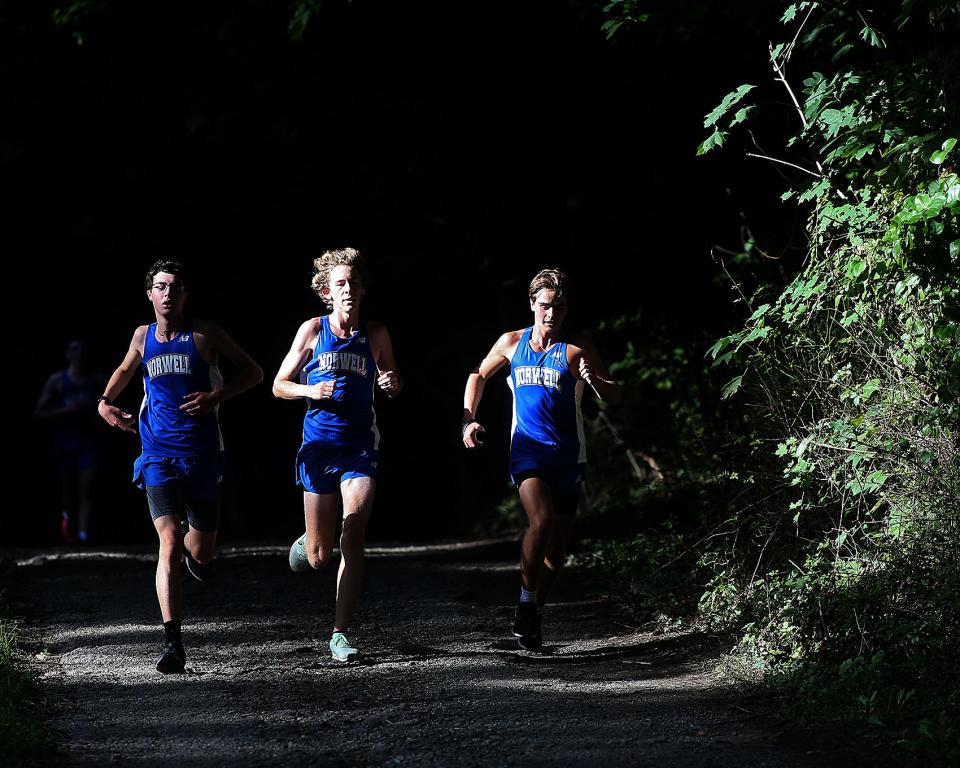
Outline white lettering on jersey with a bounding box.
[514,366,562,390]
[317,352,369,377]
[146,354,193,379]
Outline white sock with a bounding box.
[520,587,537,603]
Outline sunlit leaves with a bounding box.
[859,24,885,49]
[698,85,756,155]
[846,258,867,279]
[930,137,957,165]
[704,84,755,128]
[697,129,726,156]
[782,2,814,25]
[721,374,744,399]
[600,1,651,41]
[819,105,858,139]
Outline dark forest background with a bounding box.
[6,0,785,546]
[4,1,958,758]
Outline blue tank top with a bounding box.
[301,316,379,451]
[508,327,585,466]
[139,324,223,456]
[55,370,100,448]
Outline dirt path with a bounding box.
[6,540,866,767]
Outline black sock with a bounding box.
[163,620,182,644]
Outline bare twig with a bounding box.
[596,411,657,483]
[711,249,754,314]
[768,5,826,177]
[779,3,817,74]
[745,152,822,178]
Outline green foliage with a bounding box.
[692,1,960,756]
[599,0,959,758]
[289,0,326,41]
[697,85,755,156]
[0,593,54,767]
[52,1,109,46]
[600,1,650,40]
[578,315,753,624]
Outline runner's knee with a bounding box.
[158,529,182,563]
[544,550,566,572]
[339,512,368,554]
[528,511,555,538]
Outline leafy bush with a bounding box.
[599,0,959,757]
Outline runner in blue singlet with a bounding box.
[463,268,621,651]
[97,260,262,674]
[34,339,105,543]
[273,247,402,662]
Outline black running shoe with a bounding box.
[513,602,542,652]
[184,549,215,583]
[156,640,186,674]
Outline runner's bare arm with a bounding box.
[369,321,402,398]
[462,331,518,448]
[272,318,334,401]
[97,326,147,433]
[568,341,622,405]
[184,320,263,415]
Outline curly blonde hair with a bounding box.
[528,268,569,301]
[311,248,369,309]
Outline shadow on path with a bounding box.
[4,541,872,768]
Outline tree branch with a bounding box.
[745,151,822,178]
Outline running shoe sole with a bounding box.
[289,533,311,572]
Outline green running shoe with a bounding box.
[289,533,311,572]
[329,632,359,662]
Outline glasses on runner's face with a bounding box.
[152,282,184,293]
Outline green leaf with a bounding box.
[739,324,771,346]
[932,324,956,340]
[831,43,854,62]
[601,20,623,39]
[859,26,885,48]
[799,178,829,203]
[950,240,960,260]
[697,129,725,156]
[703,85,756,129]
[931,139,956,165]
[721,374,744,399]
[705,337,731,361]
[846,259,867,279]
[862,379,881,401]
[730,106,754,128]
